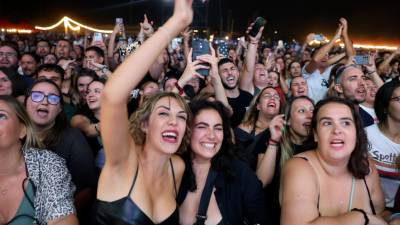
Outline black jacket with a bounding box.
[178,159,269,225]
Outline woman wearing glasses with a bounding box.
[235,87,281,166]
[366,80,400,224]
[24,79,97,220]
[0,95,77,224]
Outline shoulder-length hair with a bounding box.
[129,92,192,154]
[280,96,314,169]
[0,95,43,149]
[311,97,369,178]
[24,79,67,150]
[183,100,238,191]
[241,86,280,129]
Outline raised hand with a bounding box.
[246,22,264,43]
[305,33,315,44]
[332,22,344,41]
[269,114,285,142]
[140,14,154,37]
[178,48,208,86]
[172,0,194,29]
[181,27,192,41]
[339,18,348,35]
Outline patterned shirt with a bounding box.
[23,148,76,224]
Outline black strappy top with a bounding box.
[96,159,179,225]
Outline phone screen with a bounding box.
[93,32,103,42]
[192,38,210,76]
[218,42,229,58]
[354,55,369,65]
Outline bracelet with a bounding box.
[268,138,280,146]
[351,208,369,225]
[175,82,184,96]
[367,70,376,75]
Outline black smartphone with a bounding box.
[249,17,266,37]
[192,38,210,76]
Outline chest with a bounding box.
[0,175,26,224]
[318,177,372,215]
[179,187,222,225]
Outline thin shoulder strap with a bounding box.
[169,158,178,197]
[128,164,139,196]
[294,156,321,215]
[363,177,376,215]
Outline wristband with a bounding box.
[367,70,376,75]
[351,208,369,225]
[175,82,184,96]
[268,138,280,146]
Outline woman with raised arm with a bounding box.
[96,1,193,224]
[281,97,387,225]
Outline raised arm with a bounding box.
[304,24,343,74]
[256,114,284,187]
[100,0,193,167]
[340,18,356,58]
[239,23,264,94]
[107,24,122,62]
[378,48,400,75]
[365,52,384,88]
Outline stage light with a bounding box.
[35,16,112,33]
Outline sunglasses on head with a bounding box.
[30,91,61,105]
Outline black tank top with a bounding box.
[96,159,179,225]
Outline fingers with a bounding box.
[144,14,148,22]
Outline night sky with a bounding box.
[1,0,400,45]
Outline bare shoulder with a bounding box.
[171,154,185,176]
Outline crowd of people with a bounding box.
[0,0,399,224]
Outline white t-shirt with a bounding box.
[365,124,400,207]
[359,104,378,124]
[302,64,333,103]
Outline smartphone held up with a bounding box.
[192,38,210,76]
[249,17,266,37]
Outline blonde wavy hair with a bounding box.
[129,92,192,154]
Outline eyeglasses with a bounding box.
[30,91,61,105]
[390,96,400,102]
[0,52,17,58]
[261,93,280,100]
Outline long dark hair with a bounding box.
[311,97,369,178]
[24,79,68,150]
[184,100,238,191]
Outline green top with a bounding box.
[8,179,35,225]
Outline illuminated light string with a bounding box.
[309,39,398,51]
[35,16,112,33]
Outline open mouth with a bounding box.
[330,139,344,148]
[162,131,178,143]
[303,121,311,128]
[37,108,49,118]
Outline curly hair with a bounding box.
[129,92,192,154]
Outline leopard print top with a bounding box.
[23,148,76,225]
